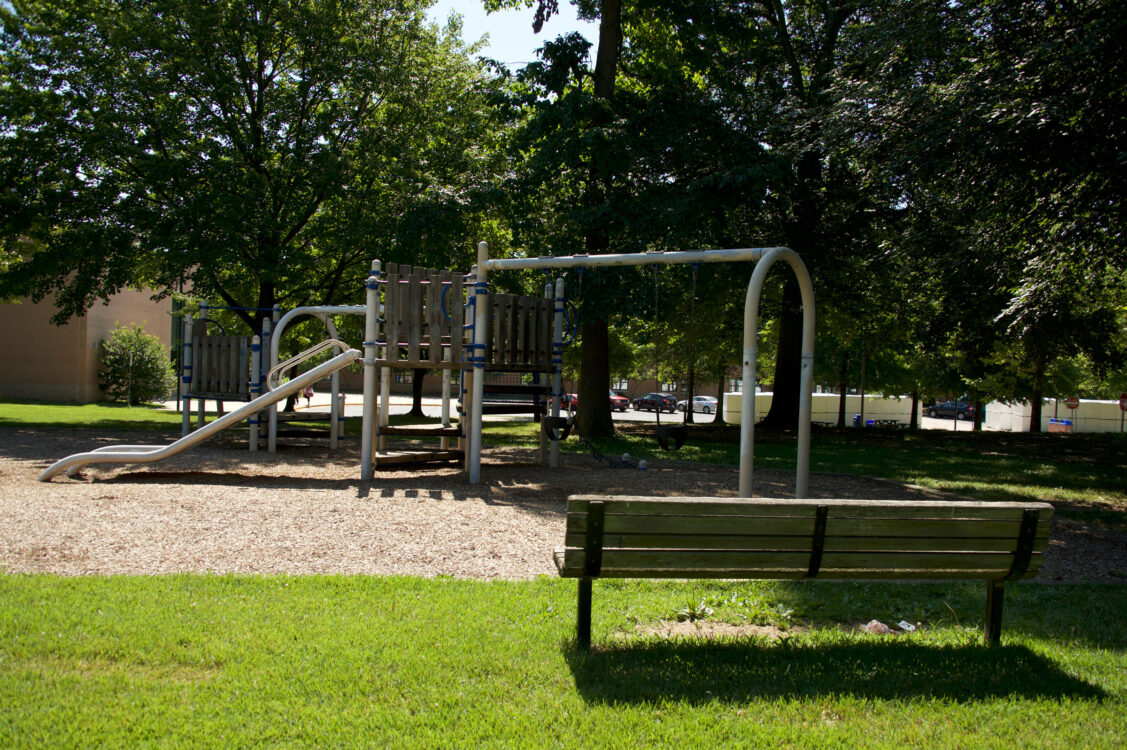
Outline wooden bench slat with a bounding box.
[567,514,817,537]
[566,495,1054,521]
[562,532,1050,554]
[824,536,1050,553]
[566,514,1049,541]
[557,547,1035,573]
[825,518,1048,539]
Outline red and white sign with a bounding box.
[1119,393,1127,412]
[1065,396,1080,410]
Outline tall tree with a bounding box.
[838,0,1127,426]
[0,0,498,333]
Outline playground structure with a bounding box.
[39,242,815,498]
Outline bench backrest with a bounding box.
[556,495,1053,581]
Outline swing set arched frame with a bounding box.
[468,242,816,498]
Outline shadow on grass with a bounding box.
[565,639,1106,704]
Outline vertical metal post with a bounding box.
[261,317,274,452]
[984,579,1004,646]
[461,272,473,470]
[577,578,592,650]
[249,335,261,451]
[325,317,342,451]
[577,500,605,649]
[195,304,208,430]
[550,277,566,469]
[468,242,490,484]
[269,306,282,450]
[441,347,452,450]
[539,282,551,464]
[361,261,380,480]
[181,314,193,436]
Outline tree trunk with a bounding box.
[577,321,614,437]
[409,368,426,418]
[574,0,622,440]
[909,389,919,430]
[1029,355,1046,433]
[712,372,726,424]
[760,276,803,429]
[836,353,848,428]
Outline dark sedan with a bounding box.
[926,400,976,420]
[633,392,677,413]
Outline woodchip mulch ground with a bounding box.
[2,429,1124,582]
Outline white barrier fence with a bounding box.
[723,393,1126,433]
[984,399,1125,434]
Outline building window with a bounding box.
[611,378,628,391]
[661,381,679,393]
[395,371,413,384]
[728,378,742,393]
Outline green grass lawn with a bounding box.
[0,400,185,430]
[1,574,1124,747]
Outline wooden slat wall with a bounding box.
[480,292,553,371]
[189,334,249,399]
[376,266,554,371]
[557,495,1054,581]
[378,264,473,369]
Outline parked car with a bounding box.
[609,390,629,411]
[677,395,718,414]
[926,400,976,420]
[560,393,578,412]
[633,392,677,413]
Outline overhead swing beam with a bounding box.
[482,247,786,272]
[470,243,815,498]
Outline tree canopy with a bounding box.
[0,0,498,332]
[2,0,1122,424]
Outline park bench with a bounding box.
[554,495,1053,649]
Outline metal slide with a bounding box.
[38,348,361,482]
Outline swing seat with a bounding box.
[654,424,687,451]
[542,415,573,441]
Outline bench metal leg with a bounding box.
[577,578,592,650]
[984,579,1004,646]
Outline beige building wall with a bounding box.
[0,289,173,403]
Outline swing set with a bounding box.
[466,242,816,498]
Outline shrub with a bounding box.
[99,323,177,404]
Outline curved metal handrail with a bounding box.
[267,338,351,391]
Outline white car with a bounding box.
[677,395,718,414]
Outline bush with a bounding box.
[99,323,177,404]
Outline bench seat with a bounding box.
[555,495,1053,648]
